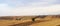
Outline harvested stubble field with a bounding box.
[0,16,60,26]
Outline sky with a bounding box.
[0,0,60,16]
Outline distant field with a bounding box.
[31,18,60,26]
[0,15,60,26]
[0,20,32,26]
[0,18,60,26]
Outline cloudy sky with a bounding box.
[0,0,60,16]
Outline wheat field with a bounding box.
[0,16,60,26]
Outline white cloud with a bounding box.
[7,4,60,16]
[0,3,14,16]
[0,4,60,16]
[0,0,60,16]
[0,3,7,6]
